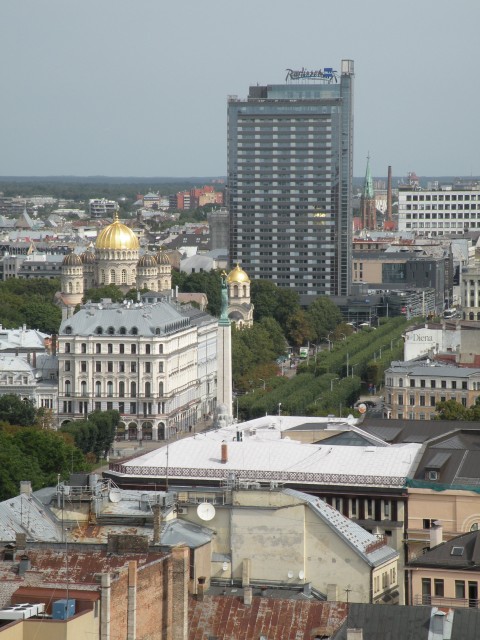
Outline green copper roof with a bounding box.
[363,155,375,199]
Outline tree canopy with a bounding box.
[0,395,37,426]
[0,278,61,334]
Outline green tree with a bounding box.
[306,297,343,342]
[285,309,314,347]
[251,280,279,321]
[0,395,36,426]
[84,284,125,303]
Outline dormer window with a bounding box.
[95,326,103,335]
[65,326,72,335]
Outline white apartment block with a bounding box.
[398,186,480,235]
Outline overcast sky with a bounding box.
[2,0,479,179]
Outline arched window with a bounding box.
[121,269,127,283]
[107,326,115,335]
[95,326,103,335]
[110,269,116,284]
[65,326,72,335]
[95,381,101,397]
[145,382,151,397]
[68,282,73,293]
[101,270,106,284]
[159,344,163,354]
[159,381,164,396]
[107,381,113,397]
[131,344,137,354]
[119,381,125,397]
[145,345,151,354]
[243,285,247,296]
[81,381,87,396]
[75,282,80,292]
[65,380,71,396]
[119,326,126,335]
[81,343,87,353]
[131,327,138,335]
[131,381,137,397]
[233,284,238,297]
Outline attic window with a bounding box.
[426,470,438,481]
[451,547,464,556]
[95,326,103,335]
[65,326,72,335]
[107,326,115,335]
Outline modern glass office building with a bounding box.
[228,60,354,302]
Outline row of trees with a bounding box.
[60,410,119,461]
[236,317,409,420]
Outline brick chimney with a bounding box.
[221,443,228,464]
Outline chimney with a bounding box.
[152,504,162,545]
[242,558,251,587]
[387,165,392,222]
[430,521,443,548]
[15,533,26,550]
[327,584,338,601]
[347,630,363,640]
[197,577,206,601]
[221,443,228,464]
[243,586,252,606]
[20,481,32,496]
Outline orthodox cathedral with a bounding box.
[59,212,172,317]
[59,212,253,325]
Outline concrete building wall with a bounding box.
[231,503,306,582]
[409,566,478,607]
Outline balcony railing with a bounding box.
[413,594,479,608]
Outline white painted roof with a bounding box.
[116,418,421,488]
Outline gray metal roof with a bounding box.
[60,299,191,337]
[0,494,62,543]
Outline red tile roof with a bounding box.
[188,595,347,640]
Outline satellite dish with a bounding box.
[298,570,305,580]
[197,503,216,521]
[357,403,367,414]
[109,488,121,503]
[287,571,294,579]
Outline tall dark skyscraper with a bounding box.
[228,60,354,303]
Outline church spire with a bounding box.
[364,153,375,199]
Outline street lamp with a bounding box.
[314,396,322,405]
[351,363,359,378]
[330,377,339,391]
[339,333,346,341]
[278,403,282,417]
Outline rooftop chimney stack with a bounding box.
[430,520,443,548]
[221,443,228,464]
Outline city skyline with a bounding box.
[2,0,480,178]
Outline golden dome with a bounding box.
[227,264,250,284]
[62,252,82,267]
[95,212,139,251]
[137,253,157,268]
[155,249,171,266]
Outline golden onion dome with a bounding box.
[227,264,250,284]
[62,252,82,267]
[155,249,171,266]
[137,253,157,268]
[95,212,139,251]
[80,248,96,264]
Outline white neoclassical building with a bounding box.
[57,294,217,440]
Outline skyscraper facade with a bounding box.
[228,60,354,302]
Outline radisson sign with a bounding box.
[285,67,338,82]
